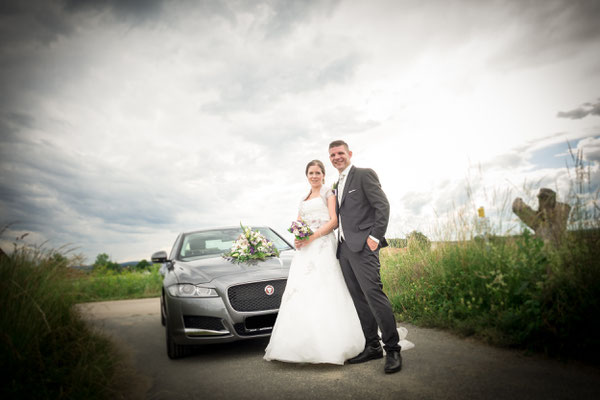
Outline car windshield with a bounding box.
[178,227,293,261]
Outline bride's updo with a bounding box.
[305,160,326,183]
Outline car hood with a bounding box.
[174,250,293,284]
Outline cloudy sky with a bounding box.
[1,0,599,263]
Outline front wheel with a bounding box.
[160,292,166,326]
[166,323,188,359]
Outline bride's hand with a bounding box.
[295,232,318,249]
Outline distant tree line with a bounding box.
[93,253,152,273]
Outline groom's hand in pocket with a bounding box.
[366,237,378,251]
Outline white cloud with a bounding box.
[577,136,600,163]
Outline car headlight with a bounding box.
[167,284,218,297]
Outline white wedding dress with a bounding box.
[264,190,365,365]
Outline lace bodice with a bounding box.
[299,197,331,231]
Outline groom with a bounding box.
[329,140,402,374]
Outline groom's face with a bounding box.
[329,145,352,173]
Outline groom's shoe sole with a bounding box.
[347,347,384,364]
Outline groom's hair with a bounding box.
[329,140,349,151]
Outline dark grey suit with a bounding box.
[336,166,400,352]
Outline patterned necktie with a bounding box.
[338,173,346,239]
[338,173,346,204]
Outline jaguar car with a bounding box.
[151,226,294,359]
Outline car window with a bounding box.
[205,239,234,250]
[178,227,292,260]
[169,234,182,261]
[179,229,241,260]
[255,227,293,251]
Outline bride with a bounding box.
[264,160,365,365]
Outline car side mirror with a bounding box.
[151,251,168,263]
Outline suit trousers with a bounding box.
[338,239,401,352]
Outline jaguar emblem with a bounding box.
[264,285,275,296]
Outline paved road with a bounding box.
[78,298,600,400]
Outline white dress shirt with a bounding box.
[337,165,351,240]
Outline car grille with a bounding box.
[234,313,278,336]
[183,316,226,331]
[227,279,287,312]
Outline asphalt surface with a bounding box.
[77,298,600,400]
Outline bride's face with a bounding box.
[306,165,324,188]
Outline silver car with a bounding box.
[151,226,294,359]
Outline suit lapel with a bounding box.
[340,166,355,208]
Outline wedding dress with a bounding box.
[264,188,365,365]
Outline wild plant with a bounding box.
[381,142,600,361]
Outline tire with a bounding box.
[160,292,166,326]
[166,322,188,359]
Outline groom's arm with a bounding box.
[362,168,390,242]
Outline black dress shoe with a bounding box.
[347,345,383,364]
[384,350,402,373]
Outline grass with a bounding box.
[0,243,143,399]
[71,265,163,303]
[380,145,600,362]
[382,231,600,361]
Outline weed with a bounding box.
[0,241,136,399]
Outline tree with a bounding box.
[407,231,431,252]
[105,261,121,273]
[93,253,121,274]
[135,259,151,271]
[93,253,110,268]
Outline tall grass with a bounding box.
[0,242,136,399]
[382,146,600,362]
[382,231,600,360]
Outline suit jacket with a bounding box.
[336,166,390,252]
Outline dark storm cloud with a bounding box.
[63,0,165,18]
[0,0,347,119]
[0,0,165,51]
[0,112,36,141]
[0,134,179,244]
[490,0,600,68]
[0,1,74,46]
[0,2,70,113]
[557,99,600,119]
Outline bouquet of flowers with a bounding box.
[223,223,280,264]
[288,218,313,241]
